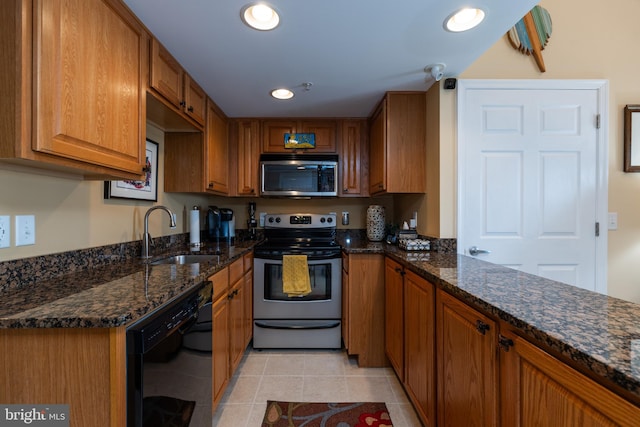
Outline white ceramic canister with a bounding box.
[366,205,385,241]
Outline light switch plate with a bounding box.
[0,215,10,248]
[15,215,35,246]
[608,212,618,230]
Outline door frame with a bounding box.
[456,79,609,294]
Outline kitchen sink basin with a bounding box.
[150,254,219,265]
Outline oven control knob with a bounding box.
[268,217,274,223]
[320,217,326,223]
[275,217,281,223]
[326,217,333,223]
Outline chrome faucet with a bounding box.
[142,205,177,259]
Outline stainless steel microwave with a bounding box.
[260,154,338,197]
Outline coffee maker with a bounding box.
[206,206,234,243]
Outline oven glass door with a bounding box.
[263,262,332,301]
[254,257,341,319]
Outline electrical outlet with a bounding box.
[0,216,10,248]
[15,215,35,246]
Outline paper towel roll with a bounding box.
[190,207,200,247]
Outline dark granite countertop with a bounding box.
[341,235,640,404]
[0,242,256,329]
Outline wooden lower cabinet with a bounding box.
[404,269,436,427]
[212,253,253,411]
[0,327,126,427]
[212,284,230,408]
[384,257,436,427]
[384,258,405,379]
[436,289,498,427]
[500,327,640,427]
[342,253,387,367]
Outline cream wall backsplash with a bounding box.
[0,124,392,262]
[442,0,640,302]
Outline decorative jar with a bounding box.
[366,205,385,241]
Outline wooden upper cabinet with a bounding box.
[233,120,260,196]
[150,38,205,127]
[206,100,229,195]
[339,119,368,197]
[0,0,149,179]
[369,92,426,195]
[262,119,337,153]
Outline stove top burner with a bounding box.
[256,213,341,259]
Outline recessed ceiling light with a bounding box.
[271,88,294,100]
[445,8,485,32]
[241,3,280,31]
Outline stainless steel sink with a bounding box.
[150,254,219,265]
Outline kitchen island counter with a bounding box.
[0,242,257,329]
[340,235,640,405]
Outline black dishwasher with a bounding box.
[126,281,212,427]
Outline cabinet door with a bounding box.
[368,101,386,194]
[345,254,387,367]
[340,120,368,197]
[228,279,244,373]
[206,100,229,195]
[342,257,350,352]
[384,93,426,193]
[242,252,254,347]
[242,271,253,348]
[404,270,436,427]
[34,0,147,176]
[235,120,260,196]
[212,294,229,408]
[300,120,337,152]
[262,120,297,153]
[437,290,498,427]
[500,328,640,427]
[184,74,206,126]
[150,38,184,108]
[384,258,404,380]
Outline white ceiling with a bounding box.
[123,0,537,118]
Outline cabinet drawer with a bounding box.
[243,252,253,272]
[229,258,244,284]
[210,267,229,302]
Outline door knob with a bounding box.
[469,246,491,256]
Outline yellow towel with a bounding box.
[282,254,311,297]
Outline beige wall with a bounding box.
[440,0,640,302]
[0,124,392,262]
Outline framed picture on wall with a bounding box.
[104,139,159,201]
[624,105,640,172]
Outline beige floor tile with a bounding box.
[221,375,261,404]
[345,375,398,402]
[302,375,349,402]
[212,348,420,426]
[264,354,306,375]
[255,375,305,402]
[212,403,253,427]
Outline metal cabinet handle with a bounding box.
[469,246,491,256]
[476,320,490,335]
[188,106,194,112]
[498,334,514,352]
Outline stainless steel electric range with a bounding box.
[253,213,342,349]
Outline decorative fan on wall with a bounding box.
[507,5,552,72]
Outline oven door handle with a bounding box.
[254,320,341,330]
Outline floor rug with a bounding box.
[261,401,394,427]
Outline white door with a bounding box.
[457,80,608,294]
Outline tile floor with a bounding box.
[212,348,423,426]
